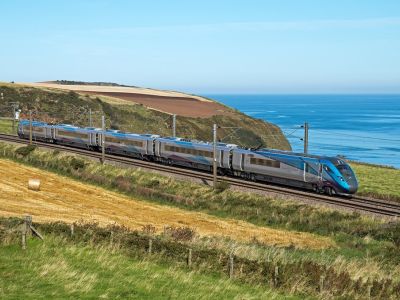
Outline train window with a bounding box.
[105,136,143,147]
[250,157,280,168]
[24,126,44,133]
[59,130,88,139]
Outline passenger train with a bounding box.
[17,119,358,196]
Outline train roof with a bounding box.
[250,148,348,164]
[103,130,159,139]
[158,137,238,148]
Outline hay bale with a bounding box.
[28,179,41,191]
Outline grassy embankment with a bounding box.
[0,118,16,135]
[1,143,400,299]
[0,82,290,150]
[0,235,293,300]
[351,162,400,201]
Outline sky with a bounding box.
[0,0,400,94]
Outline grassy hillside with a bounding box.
[1,144,400,299]
[0,83,290,150]
[0,235,294,300]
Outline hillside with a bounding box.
[1,145,400,299]
[0,159,332,249]
[0,82,291,150]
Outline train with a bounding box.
[17,119,358,196]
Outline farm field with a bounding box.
[0,159,333,250]
[24,82,231,118]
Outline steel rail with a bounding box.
[1,133,399,217]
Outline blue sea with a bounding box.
[204,94,400,169]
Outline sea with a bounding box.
[203,94,400,169]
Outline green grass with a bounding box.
[0,236,300,300]
[0,119,17,135]
[351,162,400,201]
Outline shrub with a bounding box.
[214,180,230,193]
[114,176,132,192]
[15,145,36,157]
[70,157,86,170]
[163,226,196,242]
[142,224,156,235]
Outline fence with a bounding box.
[0,216,398,299]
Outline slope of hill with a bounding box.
[0,82,291,150]
[0,159,332,250]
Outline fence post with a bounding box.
[148,238,153,254]
[274,265,279,287]
[21,215,32,249]
[187,248,192,268]
[229,252,234,279]
[319,275,325,293]
[70,224,74,237]
[367,283,372,299]
[21,229,26,250]
[110,231,114,246]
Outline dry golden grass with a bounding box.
[22,82,212,102]
[0,159,334,249]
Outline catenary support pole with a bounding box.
[89,108,92,127]
[29,110,33,145]
[303,122,309,154]
[213,124,218,188]
[12,105,15,133]
[101,115,105,164]
[172,114,176,137]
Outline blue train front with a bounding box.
[231,148,359,196]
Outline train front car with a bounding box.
[322,158,358,195]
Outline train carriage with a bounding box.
[232,148,357,195]
[102,130,158,159]
[155,137,235,172]
[53,124,97,149]
[17,120,52,141]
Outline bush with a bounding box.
[70,157,86,170]
[214,181,230,193]
[163,226,196,242]
[142,224,156,235]
[15,145,36,157]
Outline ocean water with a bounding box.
[203,94,400,169]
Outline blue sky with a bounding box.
[1,0,399,93]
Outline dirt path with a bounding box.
[0,159,333,249]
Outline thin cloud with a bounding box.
[87,17,400,35]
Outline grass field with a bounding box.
[0,236,297,300]
[1,145,400,298]
[351,162,400,201]
[0,119,17,135]
[0,159,333,250]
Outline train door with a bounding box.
[219,150,224,167]
[303,161,314,182]
[240,153,245,171]
[318,163,324,183]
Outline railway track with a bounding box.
[1,133,400,217]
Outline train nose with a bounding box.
[347,182,358,194]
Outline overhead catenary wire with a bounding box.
[311,129,400,143]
